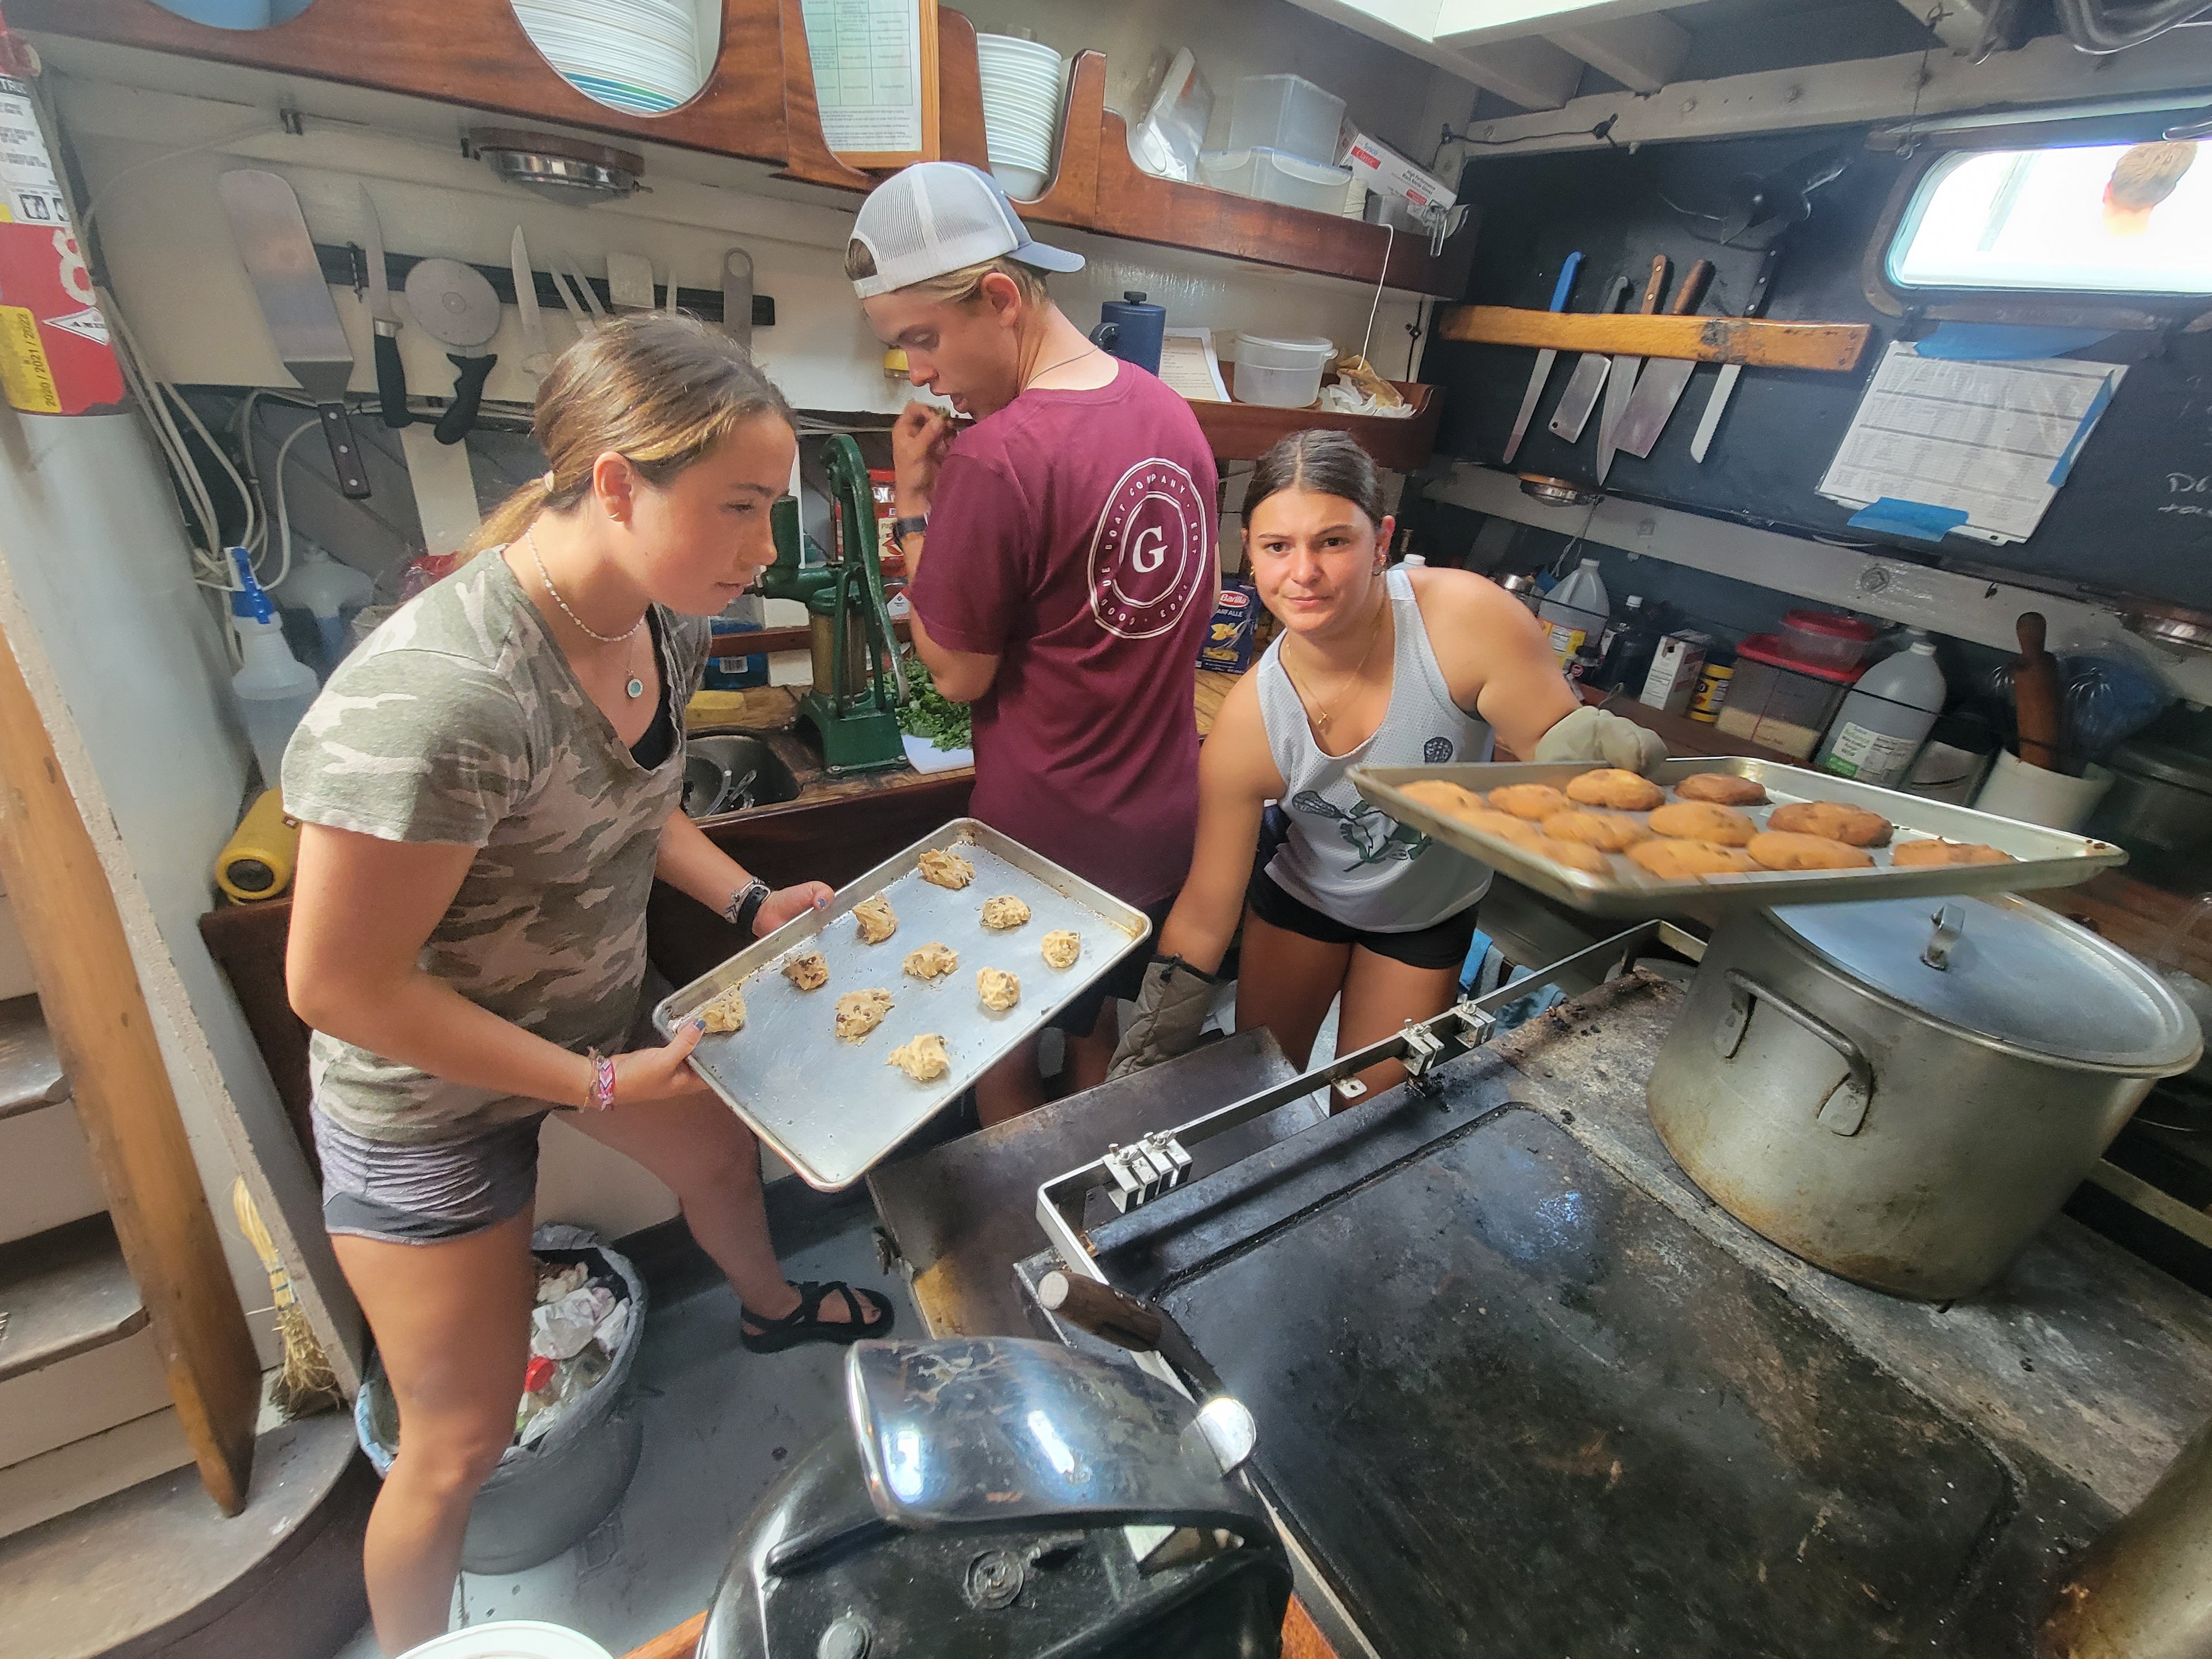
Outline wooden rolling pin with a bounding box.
[2013,611,2066,773]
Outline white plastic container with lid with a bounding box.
[1226,73,1346,166]
[1815,629,1946,788]
[1231,333,1335,408]
[227,548,320,789]
[1537,557,1610,666]
[1198,147,1355,215]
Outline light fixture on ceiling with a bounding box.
[1871,93,2212,146]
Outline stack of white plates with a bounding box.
[976,33,1065,201]
[513,0,705,115]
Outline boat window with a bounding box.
[1886,140,2212,296]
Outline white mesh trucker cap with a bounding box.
[848,161,1085,299]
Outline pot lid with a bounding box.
[1771,894,2202,1072]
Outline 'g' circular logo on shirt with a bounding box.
[1087,459,1209,640]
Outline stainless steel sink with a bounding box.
[682,735,800,819]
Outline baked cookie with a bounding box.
[977,967,1020,1012]
[1041,929,1082,969]
[834,988,894,1041]
[902,943,959,981]
[1747,831,1874,871]
[781,951,828,992]
[1487,783,1572,821]
[1398,779,1489,820]
[887,1032,950,1082]
[1890,838,2015,867]
[1542,809,1651,853]
[980,896,1031,930]
[1459,808,1546,845]
[1627,839,1759,879]
[1767,800,1893,848]
[1564,768,1666,811]
[1674,772,1769,807]
[853,895,897,944]
[1648,802,1758,847]
[917,848,974,890]
[1528,837,1611,874]
[698,986,747,1033]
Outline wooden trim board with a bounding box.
[1437,306,1872,371]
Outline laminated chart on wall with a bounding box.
[802,0,930,160]
[1818,342,2124,545]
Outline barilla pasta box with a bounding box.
[1198,579,1261,673]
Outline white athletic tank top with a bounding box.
[1257,567,1495,932]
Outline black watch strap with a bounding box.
[891,514,929,543]
[726,878,771,935]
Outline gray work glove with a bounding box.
[1107,955,1221,1082]
[1531,703,1669,774]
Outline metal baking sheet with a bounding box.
[1351,757,2126,919]
[653,819,1150,1190]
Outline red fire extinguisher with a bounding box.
[0,6,127,415]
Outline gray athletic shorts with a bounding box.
[313,1107,548,1245]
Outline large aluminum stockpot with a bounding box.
[1647,894,2202,1301]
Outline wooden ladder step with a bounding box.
[0,995,67,1121]
[0,1215,146,1384]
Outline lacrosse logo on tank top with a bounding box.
[1259,567,1495,933]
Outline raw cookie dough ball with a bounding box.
[1890,838,2015,867]
[1674,772,1770,806]
[1542,809,1652,853]
[980,896,1031,930]
[853,895,898,944]
[781,951,828,991]
[1398,779,1489,820]
[887,1032,950,1082]
[1767,800,1893,848]
[1628,839,1759,879]
[834,988,894,1041]
[699,986,747,1033]
[1648,802,1758,847]
[917,848,975,890]
[902,943,959,981]
[1487,783,1571,821]
[1041,930,1082,969]
[977,967,1021,1011]
[1528,837,1611,874]
[1565,768,1666,811]
[1747,831,1874,871]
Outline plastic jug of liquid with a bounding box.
[228,548,320,789]
[1816,629,1946,788]
[274,539,374,676]
[1538,558,1610,667]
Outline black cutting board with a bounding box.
[1161,1107,2013,1656]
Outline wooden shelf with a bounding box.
[1193,370,1442,470]
[18,0,1472,296]
[0,1215,146,1385]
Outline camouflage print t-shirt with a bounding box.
[281,551,708,1144]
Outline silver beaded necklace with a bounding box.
[527,526,648,699]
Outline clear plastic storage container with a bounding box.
[1232,332,1335,408]
[1199,146,1355,215]
[1128,47,1213,183]
[1779,608,1876,673]
[1226,73,1346,166]
[1714,634,1858,760]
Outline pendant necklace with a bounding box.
[528,527,648,698]
[1288,590,1387,736]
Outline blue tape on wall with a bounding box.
[2049,373,2119,486]
[1915,324,2113,361]
[1846,496,1971,541]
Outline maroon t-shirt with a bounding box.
[908,363,1218,908]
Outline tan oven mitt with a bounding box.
[1531,704,1669,773]
[1107,955,1221,1082]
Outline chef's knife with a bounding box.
[1549,274,1632,443]
[723,247,754,356]
[403,257,501,446]
[1615,258,1716,460]
[218,170,371,499]
[1689,246,1781,463]
[511,227,553,382]
[358,186,409,429]
[1500,251,1582,466]
[1596,255,1668,484]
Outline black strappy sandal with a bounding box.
[740,1280,895,1354]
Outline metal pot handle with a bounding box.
[1716,968,1875,1136]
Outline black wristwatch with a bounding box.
[724,878,771,936]
[891,513,929,544]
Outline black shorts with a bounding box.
[1048,895,1176,1036]
[1246,866,1481,972]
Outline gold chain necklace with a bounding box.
[1285,591,1388,735]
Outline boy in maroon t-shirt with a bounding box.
[847,162,1219,1124]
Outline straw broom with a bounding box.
[231,1176,343,1418]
